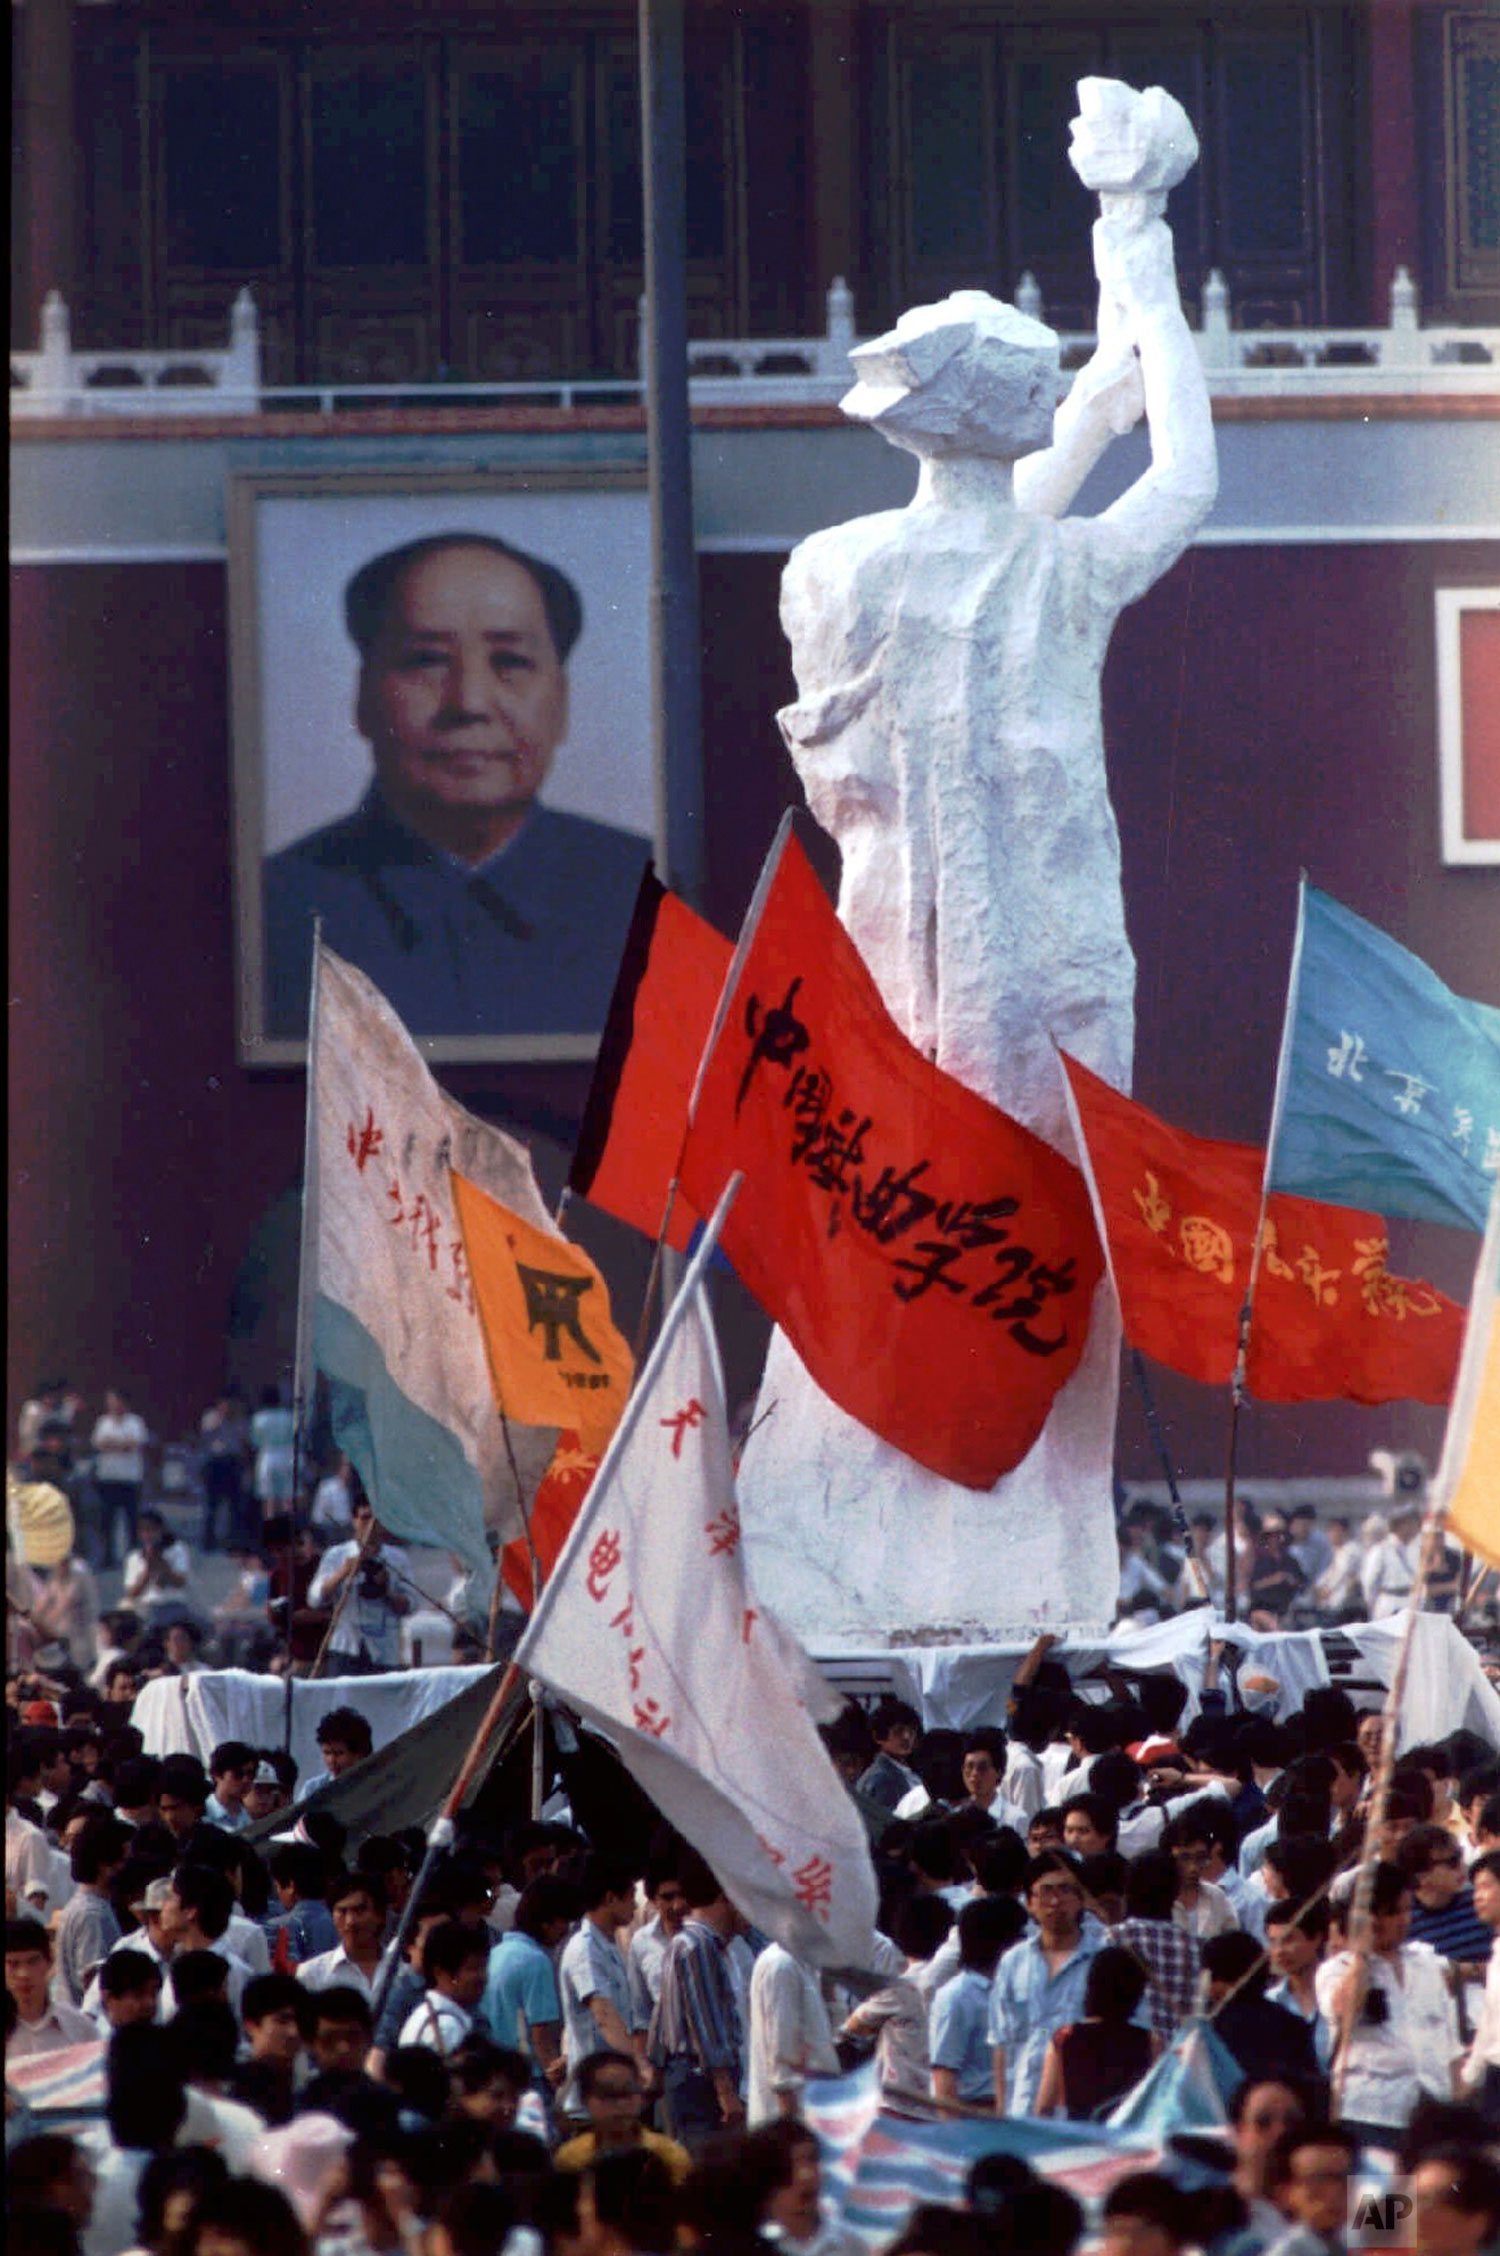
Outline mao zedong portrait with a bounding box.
[262,533,650,1042]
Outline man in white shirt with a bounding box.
[311,1454,354,1535]
[397,1919,489,2055]
[1315,1862,1461,2143]
[747,1939,840,2125]
[204,1741,257,1832]
[1361,1504,1423,1621]
[157,1866,253,2018]
[4,1916,97,2056]
[6,1778,54,1914]
[306,1494,411,1671]
[90,1387,150,1569]
[957,1730,1030,1838]
[1312,1516,1365,1617]
[121,1508,194,1628]
[627,1863,688,2023]
[297,1870,389,2003]
[1163,1807,1242,1940]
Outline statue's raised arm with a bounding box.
[1015,76,1217,590]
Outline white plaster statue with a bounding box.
[737,79,1217,1648]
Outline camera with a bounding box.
[358,1557,389,1599]
[1359,1986,1389,2028]
[1368,1448,1427,1500]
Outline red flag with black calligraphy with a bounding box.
[1059,1053,1464,1405]
[675,832,1106,1488]
[570,870,731,1253]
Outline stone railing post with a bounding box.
[1386,265,1423,373]
[1015,270,1044,323]
[225,286,260,400]
[38,288,72,399]
[823,274,855,377]
[1199,267,1234,375]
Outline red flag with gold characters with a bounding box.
[1060,1053,1465,1405]
[569,870,731,1253]
[501,1433,601,1609]
[677,831,1106,1489]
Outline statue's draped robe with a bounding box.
[737,496,1140,1646]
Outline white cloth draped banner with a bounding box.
[131,1664,491,1789]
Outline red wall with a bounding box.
[10,541,1499,1483]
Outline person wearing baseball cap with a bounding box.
[76,1873,175,2023]
[244,1759,286,1827]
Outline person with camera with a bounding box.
[306,1487,411,1673]
[1316,1862,1463,2147]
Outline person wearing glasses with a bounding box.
[1400,1824,1494,1977]
[988,1850,1108,2115]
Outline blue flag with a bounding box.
[1106,2017,1242,2136]
[1266,886,1500,1234]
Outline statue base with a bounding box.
[737,1279,1124,1649]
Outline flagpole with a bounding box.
[307,1505,383,1682]
[367,1657,531,2029]
[283,922,324,1714]
[1328,1179,1500,2102]
[1053,1047,1209,1607]
[1432,1177,1500,1626]
[631,810,796,1365]
[1221,877,1311,1629]
[1128,1349,1209,1603]
[485,1401,540,1665]
[290,925,324,1511]
[1330,1516,1445,2114]
[1221,1365,1243,1627]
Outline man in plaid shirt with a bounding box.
[1108,1849,1202,2043]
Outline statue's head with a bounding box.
[841,291,1060,464]
[1068,77,1197,196]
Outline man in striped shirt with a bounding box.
[646,1850,745,2149]
[1401,1826,1495,1971]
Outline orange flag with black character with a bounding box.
[450,1174,634,1452]
[1059,1053,1464,1405]
[677,832,1106,1489]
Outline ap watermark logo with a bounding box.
[1349,2183,1417,2252]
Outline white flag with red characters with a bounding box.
[515,1279,878,1971]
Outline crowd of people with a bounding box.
[8,1609,1500,2256]
[1113,1486,1478,1633]
[11,1368,1487,1693]
[9,1380,1500,2254]
[8,1370,476,1686]
[13,1381,300,1584]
